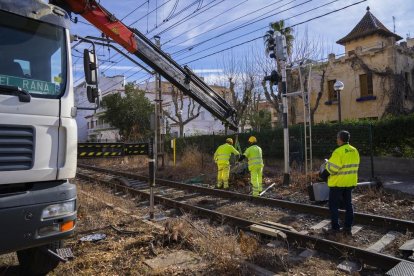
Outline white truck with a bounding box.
[0,0,87,274]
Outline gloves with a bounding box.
[238,155,246,162]
[319,169,330,182]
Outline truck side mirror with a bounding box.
[83,49,97,85]
[86,86,99,104]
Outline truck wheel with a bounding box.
[17,241,63,276]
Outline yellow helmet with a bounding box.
[226,138,233,144]
[248,136,257,144]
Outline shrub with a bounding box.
[167,115,414,158]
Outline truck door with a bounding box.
[0,10,67,184]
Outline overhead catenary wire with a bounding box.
[154,0,226,37]
[73,0,216,78]
[171,0,305,55]
[159,0,244,44]
[176,0,340,61]
[146,0,212,34]
[165,0,290,51]
[128,0,175,27]
[164,0,180,22]
[182,0,367,64]
[120,0,149,21]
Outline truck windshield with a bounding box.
[0,11,67,99]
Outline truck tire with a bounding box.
[17,241,63,276]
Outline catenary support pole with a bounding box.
[281,59,290,185]
[154,35,161,169]
[148,138,155,220]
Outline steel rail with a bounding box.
[78,164,414,232]
[76,171,411,271]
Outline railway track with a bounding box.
[77,164,414,274]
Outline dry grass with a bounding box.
[158,216,245,274]
[79,156,148,171]
[179,145,204,174]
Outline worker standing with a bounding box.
[214,138,239,189]
[240,136,264,197]
[320,130,360,236]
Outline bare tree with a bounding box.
[258,27,332,125]
[219,50,256,132]
[164,86,202,137]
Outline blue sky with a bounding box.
[70,0,414,87]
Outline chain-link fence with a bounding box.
[166,124,375,177]
[166,115,414,179]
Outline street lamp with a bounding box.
[334,80,344,123]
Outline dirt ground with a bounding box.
[80,153,414,222]
[0,178,356,276]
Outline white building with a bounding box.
[138,81,230,137]
[75,76,231,141]
[74,75,125,142]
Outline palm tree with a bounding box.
[262,20,295,125]
[263,20,294,58]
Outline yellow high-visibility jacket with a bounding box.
[325,143,360,187]
[243,145,263,170]
[214,144,239,165]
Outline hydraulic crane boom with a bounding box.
[53,0,238,130]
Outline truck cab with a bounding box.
[0,0,77,274]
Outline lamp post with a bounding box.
[334,80,344,123]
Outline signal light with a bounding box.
[263,70,280,85]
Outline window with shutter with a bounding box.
[360,73,373,97]
[327,79,337,101]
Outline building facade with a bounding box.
[297,7,414,124]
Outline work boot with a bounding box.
[322,228,340,237]
[341,227,352,237]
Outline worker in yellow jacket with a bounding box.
[240,136,264,197]
[214,138,240,189]
[320,130,360,236]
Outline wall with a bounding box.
[359,156,414,177]
[344,34,390,52]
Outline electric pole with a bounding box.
[153,35,164,168]
[266,30,290,185]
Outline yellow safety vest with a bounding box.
[214,144,239,165]
[325,143,360,187]
[243,145,263,169]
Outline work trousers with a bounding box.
[329,187,354,230]
[250,165,263,197]
[216,164,230,189]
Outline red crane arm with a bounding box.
[54,0,238,130]
[62,0,137,53]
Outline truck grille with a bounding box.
[0,126,34,171]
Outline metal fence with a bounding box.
[166,124,375,178]
[78,142,149,158]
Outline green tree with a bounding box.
[102,83,153,141]
[250,110,272,132]
[248,93,272,132]
[264,20,294,57]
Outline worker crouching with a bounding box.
[214,138,240,189]
[240,136,264,197]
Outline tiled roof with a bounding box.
[337,6,402,45]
